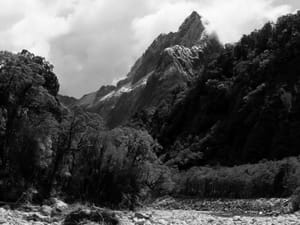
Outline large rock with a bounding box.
[63,208,119,225]
[51,198,68,212]
[40,205,52,216]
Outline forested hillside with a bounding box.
[131,11,300,167]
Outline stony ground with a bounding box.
[118,209,300,225]
[0,197,300,225]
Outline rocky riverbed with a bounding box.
[0,198,300,225]
[118,209,300,225]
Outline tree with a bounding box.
[0,50,61,200]
[46,107,104,197]
[68,126,161,206]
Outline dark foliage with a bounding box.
[0,50,61,201]
[66,126,164,207]
[291,187,300,212]
[169,157,300,199]
[0,50,167,205]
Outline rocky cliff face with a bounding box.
[75,11,222,127]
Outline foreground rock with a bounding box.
[118,209,300,225]
[63,208,119,225]
[0,204,119,225]
[148,196,294,215]
[0,198,300,225]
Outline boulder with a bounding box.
[63,208,119,225]
[51,198,68,212]
[40,205,52,216]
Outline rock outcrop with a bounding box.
[73,11,222,128]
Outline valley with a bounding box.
[1,9,300,225]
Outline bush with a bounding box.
[68,127,162,207]
[175,157,300,199]
[291,187,300,212]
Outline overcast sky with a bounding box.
[0,0,299,98]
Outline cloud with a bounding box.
[49,0,154,97]
[132,0,291,49]
[0,0,73,57]
[200,0,291,43]
[0,0,294,97]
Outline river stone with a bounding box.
[51,198,68,211]
[40,205,52,216]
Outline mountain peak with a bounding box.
[178,11,202,32]
[176,11,206,48]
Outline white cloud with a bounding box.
[201,0,291,43]
[0,0,72,57]
[0,0,294,97]
[132,0,291,48]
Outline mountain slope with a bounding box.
[74,11,222,127]
[149,12,300,167]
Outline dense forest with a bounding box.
[1,11,300,210]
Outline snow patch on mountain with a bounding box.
[99,71,153,102]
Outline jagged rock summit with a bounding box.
[70,11,222,127]
[126,10,206,84]
[177,11,205,45]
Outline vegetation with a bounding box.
[2,11,300,210]
[0,52,166,204]
[291,187,300,212]
[0,50,61,201]
[174,157,300,199]
[66,126,163,207]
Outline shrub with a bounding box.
[290,187,300,212]
[68,127,162,207]
[176,157,300,199]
